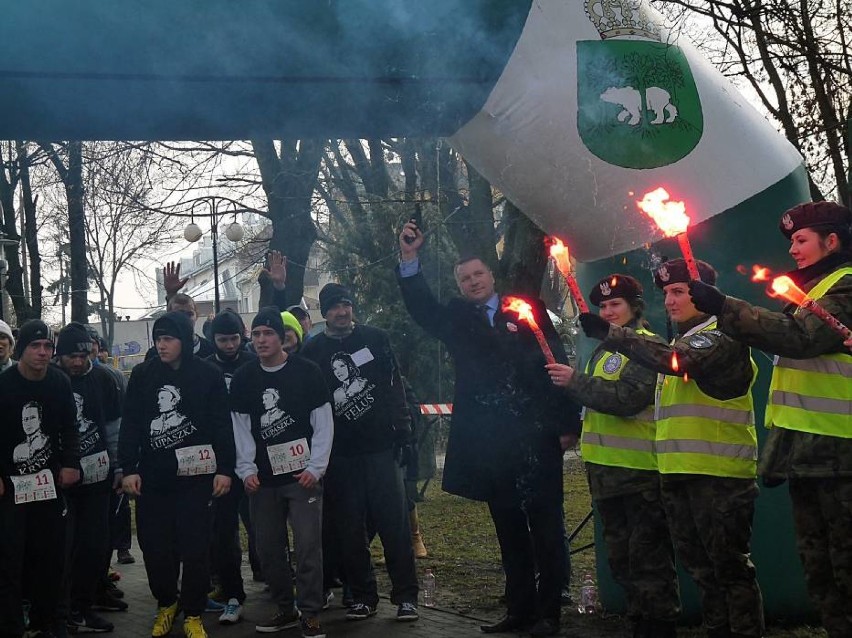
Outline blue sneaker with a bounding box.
[204,598,226,613]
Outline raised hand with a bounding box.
[399,221,424,259]
[261,251,287,290]
[163,261,189,297]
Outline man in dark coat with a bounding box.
[396,222,582,636]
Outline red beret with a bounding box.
[779,201,852,239]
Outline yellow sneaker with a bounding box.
[183,615,208,638]
[151,602,178,637]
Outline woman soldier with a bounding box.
[546,274,679,638]
[689,201,852,638]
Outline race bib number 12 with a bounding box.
[80,450,110,485]
[175,445,217,476]
[11,469,57,505]
[267,438,311,476]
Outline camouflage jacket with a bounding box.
[716,260,852,479]
[567,333,665,499]
[604,314,754,401]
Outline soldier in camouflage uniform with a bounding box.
[581,258,764,638]
[547,274,679,638]
[689,201,852,638]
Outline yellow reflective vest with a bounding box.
[656,318,758,479]
[766,267,852,438]
[580,328,657,471]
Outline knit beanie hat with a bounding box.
[0,319,14,347]
[14,319,53,359]
[319,283,354,317]
[56,322,94,357]
[251,306,287,340]
[211,309,245,337]
[280,311,304,343]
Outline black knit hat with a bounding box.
[56,322,93,357]
[319,283,353,317]
[779,201,852,239]
[14,319,54,359]
[654,258,717,289]
[251,306,286,340]
[211,309,245,337]
[589,274,643,307]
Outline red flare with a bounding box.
[636,188,690,237]
[502,296,556,364]
[547,236,590,313]
[670,352,679,372]
[751,265,772,282]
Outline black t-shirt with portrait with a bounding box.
[229,356,330,487]
[61,363,121,484]
[205,350,258,393]
[0,365,79,495]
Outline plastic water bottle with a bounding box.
[578,573,598,615]
[422,568,436,607]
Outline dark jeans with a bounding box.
[324,448,419,606]
[239,494,261,577]
[65,482,111,611]
[136,478,213,617]
[0,493,67,634]
[489,499,565,622]
[211,478,247,602]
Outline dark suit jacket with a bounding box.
[397,268,581,507]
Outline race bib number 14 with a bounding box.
[80,450,110,485]
[11,469,57,505]
[267,438,311,476]
[175,445,217,476]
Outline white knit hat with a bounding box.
[0,319,14,346]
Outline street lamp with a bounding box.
[184,198,244,313]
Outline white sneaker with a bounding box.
[219,598,243,625]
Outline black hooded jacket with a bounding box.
[118,311,235,489]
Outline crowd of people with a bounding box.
[0,200,849,638]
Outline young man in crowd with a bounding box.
[206,309,257,624]
[301,284,420,622]
[231,308,333,637]
[0,320,81,637]
[119,311,235,638]
[54,323,122,634]
[0,319,15,372]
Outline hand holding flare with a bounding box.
[637,188,701,280]
[502,296,556,365]
[548,238,590,313]
[770,276,852,340]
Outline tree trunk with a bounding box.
[252,139,324,307]
[0,145,33,322]
[66,142,88,323]
[16,142,42,317]
[497,200,548,296]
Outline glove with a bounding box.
[688,279,726,316]
[579,313,611,341]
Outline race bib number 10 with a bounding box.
[80,450,110,485]
[175,445,217,476]
[267,438,311,476]
[11,469,58,505]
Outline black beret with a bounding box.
[654,258,717,289]
[779,201,852,239]
[589,274,643,306]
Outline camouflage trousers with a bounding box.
[788,477,852,638]
[661,476,764,637]
[596,488,680,622]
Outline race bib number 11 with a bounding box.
[175,445,217,476]
[267,438,311,476]
[11,469,57,505]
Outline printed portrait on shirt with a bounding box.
[13,401,52,473]
[74,392,95,435]
[330,351,375,421]
[148,384,197,449]
[258,387,295,441]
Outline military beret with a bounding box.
[654,258,717,289]
[589,274,643,306]
[779,201,852,239]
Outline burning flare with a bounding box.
[636,187,690,237]
[502,296,557,365]
[547,237,590,313]
[768,276,852,339]
[770,276,808,305]
[751,265,772,282]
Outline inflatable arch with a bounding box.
[0,0,812,619]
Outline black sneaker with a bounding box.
[300,616,326,638]
[115,550,135,565]
[396,602,419,622]
[322,590,334,610]
[256,608,300,633]
[90,592,128,612]
[345,603,377,620]
[103,581,124,600]
[67,609,114,634]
